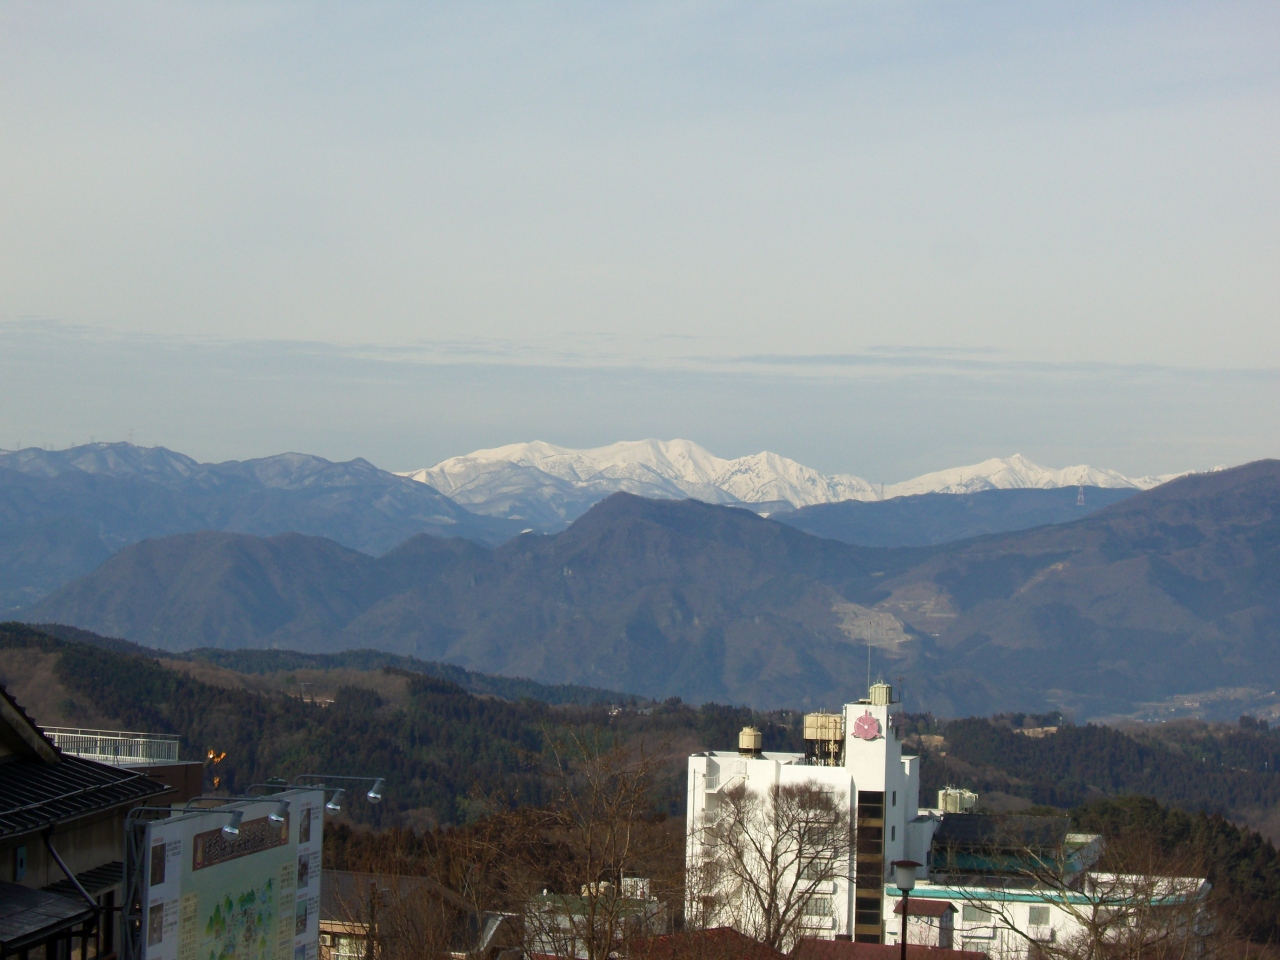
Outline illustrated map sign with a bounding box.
[140,790,324,960]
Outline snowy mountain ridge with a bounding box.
[401,440,1185,526]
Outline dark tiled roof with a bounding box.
[0,684,61,764]
[0,881,95,951]
[321,870,429,924]
[634,927,788,959]
[45,860,124,899]
[0,754,167,838]
[793,941,989,960]
[932,814,1070,850]
[894,899,957,917]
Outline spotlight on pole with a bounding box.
[221,810,243,837]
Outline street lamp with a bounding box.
[892,860,922,960]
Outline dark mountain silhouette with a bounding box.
[25,461,1280,717]
[773,485,1136,546]
[0,442,523,610]
[871,459,1280,717]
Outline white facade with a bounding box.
[888,875,1212,960]
[686,684,931,943]
[685,687,1208,956]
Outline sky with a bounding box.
[1,2,1277,478]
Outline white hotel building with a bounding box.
[684,683,1209,956]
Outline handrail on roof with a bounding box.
[42,727,182,764]
[42,726,181,741]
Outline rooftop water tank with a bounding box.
[803,712,845,766]
[938,786,978,813]
[803,712,845,742]
[870,682,893,706]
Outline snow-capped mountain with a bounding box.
[879,454,1177,499]
[401,440,1182,527]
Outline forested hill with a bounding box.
[34,622,632,707]
[0,622,793,826]
[11,621,1280,842]
[10,622,1280,941]
[907,713,1280,839]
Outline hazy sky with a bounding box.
[2,3,1277,477]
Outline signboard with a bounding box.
[139,790,324,960]
[852,710,882,741]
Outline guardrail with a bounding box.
[43,726,181,764]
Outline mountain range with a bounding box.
[403,439,1181,526]
[777,485,1138,548]
[0,440,1180,610]
[0,442,521,610]
[25,459,1280,719]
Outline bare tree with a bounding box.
[515,733,679,960]
[689,779,848,952]
[934,818,1217,960]
[324,872,460,960]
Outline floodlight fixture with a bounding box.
[292,774,387,808]
[270,799,291,823]
[222,810,243,837]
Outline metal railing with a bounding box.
[43,726,181,764]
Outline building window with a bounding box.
[1029,906,1050,926]
[856,825,883,856]
[855,896,883,926]
[333,935,366,960]
[805,896,834,917]
[857,791,885,821]
[891,825,896,841]
[855,860,883,889]
[892,791,897,806]
[799,860,832,881]
[962,906,991,923]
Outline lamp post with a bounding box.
[892,860,922,960]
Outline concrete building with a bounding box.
[685,684,1210,958]
[687,682,923,944]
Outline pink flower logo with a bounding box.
[852,710,882,741]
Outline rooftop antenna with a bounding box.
[896,675,905,707]
[1077,483,1085,507]
[867,641,872,694]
